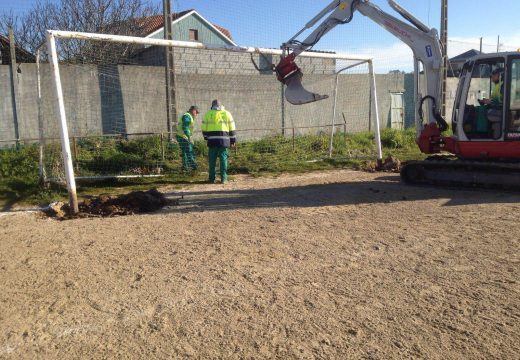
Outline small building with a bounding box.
[130,9,236,67]
[138,9,235,46]
[0,34,36,64]
[448,49,482,77]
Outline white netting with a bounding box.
[38,33,377,181]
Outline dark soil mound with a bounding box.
[45,188,170,219]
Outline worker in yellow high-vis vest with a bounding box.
[202,100,236,184]
[175,105,199,172]
[481,68,503,108]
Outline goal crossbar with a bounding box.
[47,30,373,61]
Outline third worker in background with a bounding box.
[202,100,236,184]
[176,105,199,172]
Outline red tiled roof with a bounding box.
[135,15,164,35]
[0,34,10,45]
[0,34,36,63]
[212,24,232,40]
[135,10,233,41]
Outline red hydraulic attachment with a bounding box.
[274,53,329,105]
[275,53,301,83]
[417,123,457,154]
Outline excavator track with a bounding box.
[401,157,520,190]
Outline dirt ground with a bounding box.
[1,169,519,359]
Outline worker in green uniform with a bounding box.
[176,105,199,172]
[202,100,236,184]
[476,68,504,137]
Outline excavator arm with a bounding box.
[275,0,448,138]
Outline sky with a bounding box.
[2,0,520,71]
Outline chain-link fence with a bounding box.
[30,31,379,186]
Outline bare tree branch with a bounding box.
[1,0,160,62]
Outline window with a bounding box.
[461,60,505,139]
[189,29,198,41]
[507,58,520,138]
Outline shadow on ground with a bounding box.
[161,174,520,214]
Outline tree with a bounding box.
[1,0,160,62]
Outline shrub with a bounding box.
[380,128,416,149]
[0,145,39,179]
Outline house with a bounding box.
[0,34,36,64]
[137,9,235,46]
[448,49,481,77]
[129,9,236,67]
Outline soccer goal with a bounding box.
[38,30,381,213]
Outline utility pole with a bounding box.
[440,0,448,118]
[479,37,483,53]
[163,0,177,141]
[8,27,20,147]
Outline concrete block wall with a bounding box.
[133,46,336,75]
[1,63,459,146]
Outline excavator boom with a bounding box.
[276,0,446,134]
[276,1,520,190]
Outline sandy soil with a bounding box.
[1,169,519,359]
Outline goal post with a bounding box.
[46,31,79,214]
[42,29,381,214]
[329,59,382,160]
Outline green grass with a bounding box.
[0,129,423,209]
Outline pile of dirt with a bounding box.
[363,156,402,173]
[44,188,170,219]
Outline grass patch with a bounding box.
[0,129,423,209]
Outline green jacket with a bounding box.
[176,112,194,140]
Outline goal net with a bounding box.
[38,30,381,209]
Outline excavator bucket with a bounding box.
[285,74,329,105]
[275,54,329,105]
[284,73,329,105]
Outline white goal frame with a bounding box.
[44,29,381,214]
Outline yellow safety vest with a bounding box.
[491,81,503,104]
[202,110,236,147]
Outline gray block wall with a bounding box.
[1,63,459,146]
[132,46,336,75]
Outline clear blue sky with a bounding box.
[169,0,519,50]
[173,0,520,71]
[3,0,519,69]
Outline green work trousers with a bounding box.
[208,146,228,182]
[176,136,197,171]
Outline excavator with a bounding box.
[275,0,520,188]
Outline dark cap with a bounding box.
[491,68,503,75]
[189,105,199,113]
[211,99,222,109]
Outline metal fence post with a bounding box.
[8,28,20,148]
[292,127,295,152]
[342,113,347,142]
[160,132,165,160]
[36,47,47,186]
[72,136,79,172]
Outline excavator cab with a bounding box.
[452,52,520,158]
[456,59,505,140]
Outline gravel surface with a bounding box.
[1,169,519,359]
